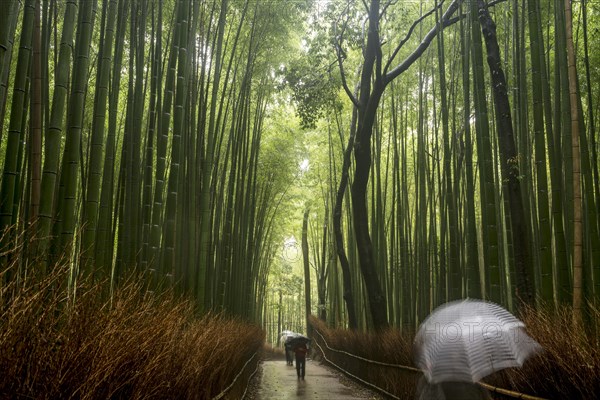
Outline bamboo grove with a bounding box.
[1,0,600,337]
[273,0,600,333]
[0,0,309,322]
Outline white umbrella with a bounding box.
[414,299,541,384]
[279,331,298,342]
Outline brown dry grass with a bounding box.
[310,316,419,398]
[311,306,600,399]
[0,264,264,400]
[488,304,600,399]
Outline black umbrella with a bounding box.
[286,334,310,347]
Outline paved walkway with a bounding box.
[252,359,379,399]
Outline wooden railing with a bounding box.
[212,351,260,400]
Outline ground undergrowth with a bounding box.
[310,306,600,399]
[0,264,264,399]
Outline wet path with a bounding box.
[251,360,380,399]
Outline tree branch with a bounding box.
[385,0,462,84]
[335,43,360,108]
[383,0,445,76]
[487,0,509,9]
[333,17,360,108]
[361,0,369,13]
[379,0,398,20]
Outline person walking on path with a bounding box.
[284,341,293,365]
[293,342,308,379]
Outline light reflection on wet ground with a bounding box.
[252,360,378,399]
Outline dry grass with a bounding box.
[311,307,600,399]
[0,264,264,400]
[488,304,600,399]
[310,316,419,398]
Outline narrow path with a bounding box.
[247,359,382,399]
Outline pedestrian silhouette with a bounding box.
[293,342,308,379]
[284,341,293,365]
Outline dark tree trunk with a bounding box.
[302,208,312,335]
[318,205,328,322]
[333,106,359,330]
[350,0,389,331]
[477,0,534,307]
[352,85,389,331]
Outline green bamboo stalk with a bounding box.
[578,103,600,310]
[29,0,43,225]
[80,0,118,277]
[56,0,97,258]
[141,0,162,271]
[580,0,600,306]
[0,0,20,143]
[95,0,127,277]
[161,0,190,286]
[478,0,534,308]
[471,0,501,304]
[150,0,180,281]
[0,0,17,83]
[198,0,229,311]
[0,0,35,259]
[436,6,460,301]
[554,0,572,304]
[36,0,77,266]
[460,3,481,299]
[128,0,147,267]
[527,0,554,304]
[416,46,429,322]
[113,3,135,274]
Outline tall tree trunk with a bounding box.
[332,104,359,330]
[580,4,600,309]
[118,0,146,271]
[302,208,312,335]
[141,0,162,272]
[460,3,481,299]
[81,0,118,277]
[56,0,96,261]
[351,0,389,331]
[0,0,35,258]
[336,0,462,329]
[198,0,229,311]
[528,0,554,305]
[477,0,534,308]
[563,0,582,323]
[436,7,460,302]
[29,0,42,226]
[581,0,599,235]
[36,0,81,266]
[161,0,190,285]
[470,0,501,304]
[95,0,127,277]
[0,0,20,137]
[318,205,329,322]
[554,0,573,305]
[151,0,180,280]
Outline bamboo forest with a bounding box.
[1,0,599,398]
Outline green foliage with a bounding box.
[1,0,599,352]
[282,58,341,129]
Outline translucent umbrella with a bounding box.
[414,299,541,384]
[279,331,298,346]
[286,334,310,347]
